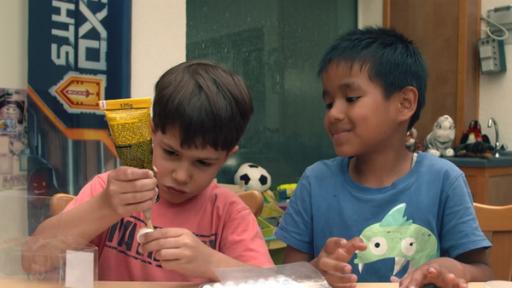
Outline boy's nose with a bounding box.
[171,166,191,185]
[327,101,346,121]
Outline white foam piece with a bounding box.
[136,227,154,243]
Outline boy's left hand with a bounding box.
[392,257,468,288]
[140,227,215,278]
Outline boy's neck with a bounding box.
[348,148,415,189]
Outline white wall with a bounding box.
[358,0,383,28]
[0,0,29,245]
[0,0,27,89]
[480,0,512,150]
[131,0,186,99]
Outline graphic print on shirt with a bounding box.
[354,203,438,276]
[104,216,218,268]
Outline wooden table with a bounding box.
[0,279,488,287]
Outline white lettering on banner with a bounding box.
[51,0,75,67]
[50,0,108,71]
[78,1,108,70]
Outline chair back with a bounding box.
[237,190,264,217]
[50,188,264,218]
[474,203,512,280]
[49,193,75,216]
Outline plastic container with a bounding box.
[0,237,98,286]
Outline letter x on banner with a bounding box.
[28,0,132,155]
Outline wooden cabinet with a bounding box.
[384,0,480,144]
[460,166,512,205]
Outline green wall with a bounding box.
[187,0,357,187]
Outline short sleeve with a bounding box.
[275,172,314,255]
[440,173,491,257]
[62,172,109,249]
[64,172,108,211]
[220,203,274,267]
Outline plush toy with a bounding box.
[459,120,490,145]
[234,162,271,192]
[425,115,455,157]
[455,120,494,158]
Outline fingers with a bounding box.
[324,237,346,254]
[110,166,154,181]
[346,237,367,255]
[318,238,361,288]
[323,271,358,288]
[139,228,189,252]
[107,167,157,201]
[104,167,157,216]
[121,189,156,206]
[316,257,353,275]
[115,178,158,194]
[317,261,357,288]
[323,237,366,263]
[400,265,468,288]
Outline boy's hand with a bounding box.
[393,257,468,288]
[140,228,216,279]
[312,237,367,288]
[103,166,157,217]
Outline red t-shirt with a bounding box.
[65,172,273,282]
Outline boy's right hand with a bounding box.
[102,166,157,218]
[312,237,367,288]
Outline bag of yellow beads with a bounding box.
[99,98,153,170]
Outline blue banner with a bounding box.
[28,0,131,153]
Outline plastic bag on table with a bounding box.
[202,262,329,288]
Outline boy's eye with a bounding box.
[196,160,213,167]
[325,102,334,110]
[346,96,361,103]
[164,149,178,157]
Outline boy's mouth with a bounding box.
[330,129,351,141]
[163,185,187,195]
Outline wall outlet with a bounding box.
[479,37,506,74]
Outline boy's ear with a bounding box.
[396,86,418,121]
[228,145,239,157]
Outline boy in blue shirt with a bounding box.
[275,27,492,287]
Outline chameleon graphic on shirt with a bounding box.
[354,203,438,276]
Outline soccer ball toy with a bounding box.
[234,163,271,192]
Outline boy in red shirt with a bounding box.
[23,61,273,283]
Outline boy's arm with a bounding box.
[455,248,492,281]
[283,245,312,262]
[22,193,120,273]
[22,167,157,274]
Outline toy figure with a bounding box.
[405,127,418,152]
[459,120,490,145]
[455,120,494,158]
[0,89,26,136]
[425,115,455,157]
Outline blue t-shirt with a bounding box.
[275,152,490,282]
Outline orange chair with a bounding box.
[474,203,512,280]
[49,193,75,216]
[236,190,264,217]
[217,183,264,217]
[50,189,264,217]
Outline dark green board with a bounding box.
[187,0,357,187]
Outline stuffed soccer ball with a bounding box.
[234,163,271,192]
